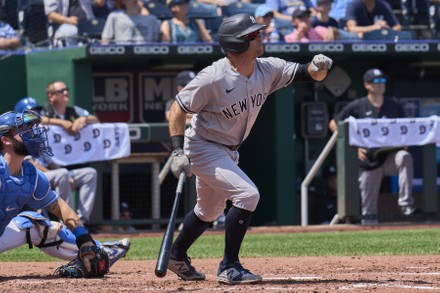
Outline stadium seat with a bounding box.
[400,0,431,39]
[188,1,218,19]
[144,0,173,19]
[221,2,260,17]
[77,18,107,41]
[204,16,223,41]
[362,28,412,41]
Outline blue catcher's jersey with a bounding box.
[0,155,58,236]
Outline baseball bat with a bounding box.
[154,171,186,278]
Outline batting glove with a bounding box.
[171,149,191,178]
[310,54,333,72]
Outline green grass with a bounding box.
[1,229,439,262]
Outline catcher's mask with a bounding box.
[217,13,266,54]
[0,110,52,158]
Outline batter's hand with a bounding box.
[311,54,333,72]
[171,149,191,178]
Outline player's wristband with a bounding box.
[73,226,87,238]
[170,135,184,151]
[76,233,95,249]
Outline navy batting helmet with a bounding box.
[14,97,40,113]
[217,13,265,54]
[0,110,52,157]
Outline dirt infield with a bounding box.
[1,224,440,292]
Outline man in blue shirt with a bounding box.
[345,0,401,35]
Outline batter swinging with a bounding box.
[167,13,332,284]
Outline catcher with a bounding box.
[0,109,130,277]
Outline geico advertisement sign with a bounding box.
[89,46,126,55]
[177,45,213,54]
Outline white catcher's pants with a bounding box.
[0,221,77,260]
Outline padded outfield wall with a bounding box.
[0,42,439,226]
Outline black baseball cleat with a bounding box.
[168,254,205,281]
[401,205,419,216]
[217,261,262,284]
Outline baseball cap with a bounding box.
[167,0,187,8]
[323,165,337,178]
[291,6,311,19]
[363,68,387,83]
[176,70,196,86]
[121,202,130,212]
[255,4,274,18]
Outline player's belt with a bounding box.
[206,140,241,151]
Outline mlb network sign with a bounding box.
[92,72,180,123]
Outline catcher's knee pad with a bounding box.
[12,211,64,249]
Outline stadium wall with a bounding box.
[0,42,439,226]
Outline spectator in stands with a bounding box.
[44,0,106,47]
[0,20,21,50]
[312,0,349,23]
[14,96,98,226]
[345,0,402,36]
[160,0,213,43]
[265,0,316,25]
[328,68,417,224]
[285,6,360,41]
[311,0,339,28]
[255,4,283,42]
[101,0,161,44]
[284,7,337,41]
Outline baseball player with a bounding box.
[167,13,332,284]
[0,109,129,272]
[329,68,416,224]
[15,96,98,226]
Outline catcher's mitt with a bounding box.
[55,246,110,278]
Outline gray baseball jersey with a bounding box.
[174,56,304,220]
[176,57,300,146]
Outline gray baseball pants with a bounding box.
[358,150,414,216]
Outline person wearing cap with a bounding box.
[311,0,339,28]
[284,7,332,42]
[266,0,316,23]
[166,70,228,230]
[345,0,402,36]
[101,0,161,44]
[160,0,213,43]
[165,70,197,124]
[329,68,416,224]
[285,6,360,42]
[167,12,332,284]
[118,202,137,232]
[254,4,282,42]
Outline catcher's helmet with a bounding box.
[14,97,40,113]
[217,13,265,54]
[0,110,52,157]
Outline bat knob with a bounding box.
[155,270,167,278]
